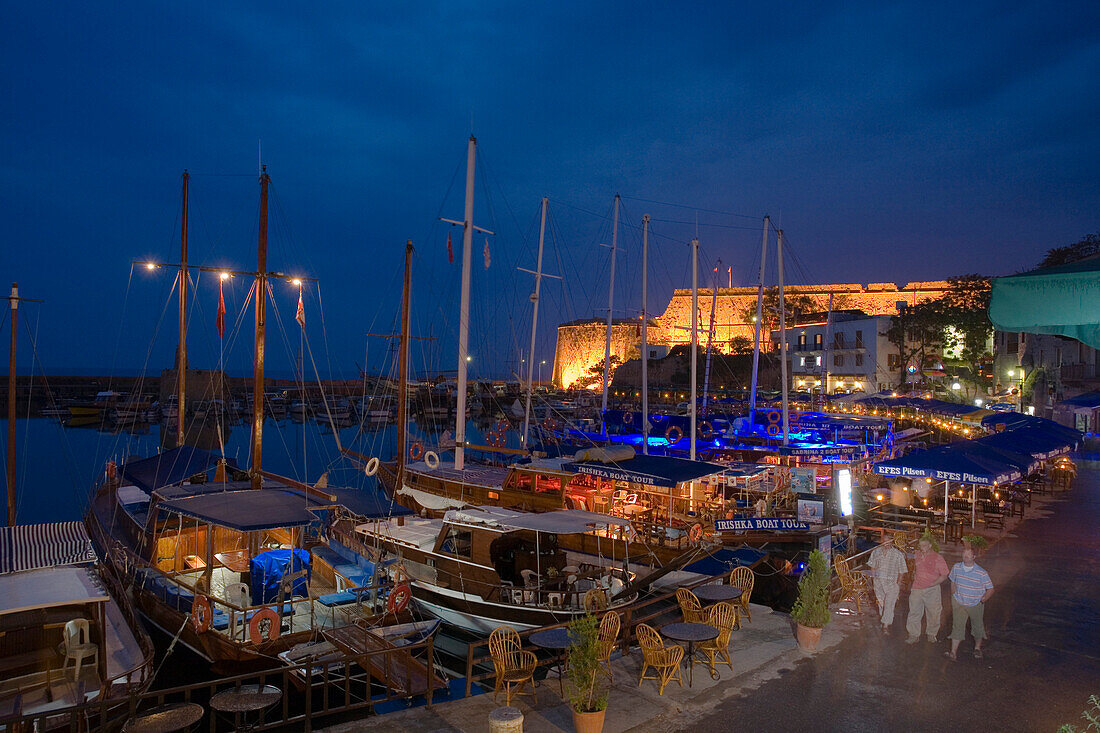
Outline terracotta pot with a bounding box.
[796,622,823,651]
[573,707,607,733]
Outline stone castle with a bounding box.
[552,281,950,388]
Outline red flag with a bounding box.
[216,281,226,338]
[447,230,454,264]
[483,237,490,269]
[295,290,305,328]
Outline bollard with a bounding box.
[489,706,524,733]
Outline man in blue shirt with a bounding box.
[947,547,994,660]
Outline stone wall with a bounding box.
[553,281,950,387]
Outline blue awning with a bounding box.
[873,445,1021,485]
[980,413,1082,443]
[973,429,1074,461]
[157,489,320,531]
[561,454,727,488]
[122,447,236,493]
[328,488,412,519]
[1062,391,1100,408]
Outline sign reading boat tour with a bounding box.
[714,518,811,532]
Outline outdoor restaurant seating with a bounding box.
[676,588,706,624]
[697,601,737,675]
[833,553,874,613]
[636,623,683,695]
[727,566,754,627]
[597,611,620,681]
[488,626,537,706]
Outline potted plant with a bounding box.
[791,549,831,651]
[961,534,988,553]
[567,613,609,733]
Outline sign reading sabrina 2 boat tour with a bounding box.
[714,518,811,532]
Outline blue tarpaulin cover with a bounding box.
[250,549,311,606]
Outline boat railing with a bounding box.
[96,562,156,695]
[463,572,720,698]
[3,635,440,732]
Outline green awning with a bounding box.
[989,256,1100,349]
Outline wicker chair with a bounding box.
[584,588,609,613]
[596,611,620,681]
[488,626,537,705]
[727,566,754,628]
[834,553,874,613]
[697,601,737,675]
[636,624,683,695]
[675,588,706,624]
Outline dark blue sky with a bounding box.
[3,2,1099,380]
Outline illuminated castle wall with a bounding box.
[552,281,950,388]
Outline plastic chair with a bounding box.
[636,624,683,695]
[675,588,706,624]
[597,611,620,681]
[488,626,537,706]
[59,619,99,682]
[697,602,737,675]
[224,582,250,609]
[727,566,754,627]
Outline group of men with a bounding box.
[867,535,994,659]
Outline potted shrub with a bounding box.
[791,549,831,651]
[961,534,988,553]
[567,613,609,733]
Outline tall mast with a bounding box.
[6,283,17,526]
[177,171,189,446]
[641,214,650,454]
[690,238,698,460]
[748,216,770,427]
[702,260,719,416]
[251,168,269,490]
[821,293,835,409]
[396,241,413,490]
[522,197,549,447]
[454,136,477,471]
[777,229,789,446]
[601,194,620,434]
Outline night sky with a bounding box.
[3,2,1099,381]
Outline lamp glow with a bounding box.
[145,262,157,271]
[836,468,853,517]
[219,272,230,281]
[291,278,302,286]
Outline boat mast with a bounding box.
[177,171,189,446]
[251,167,269,490]
[777,229,789,446]
[601,194,620,435]
[821,293,835,409]
[396,241,413,490]
[454,136,476,471]
[690,238,698,461]
[6,283,16,526]
[748,216,770,427]
[702,259,719,417]
[522,197,549,447]
[641,214,650,455]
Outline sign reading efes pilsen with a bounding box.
[875,465,928,478]
[714,518,810,532]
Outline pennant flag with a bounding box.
[483,237,491,269]
[447,230,454,264]
[295,290,305,328]
[216,281,226,338]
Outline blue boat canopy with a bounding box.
[122,447,236,493]
[328,488,412,519]
[561,454,727,488]
[157,489,320,531]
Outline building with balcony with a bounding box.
[773,311,904,394]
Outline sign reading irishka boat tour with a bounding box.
[714,518,811,532]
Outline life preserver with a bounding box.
[488,430,506,448]
[699,421,714,440]
[364,457,380,476]
[424,451,440,469]
[622,411,634,425]
[766,423,781,437]
[248,606,281,644]
[766,410,781,424]
[688,523,705,544]
[665,425,683,443]
[191,594,213,633]
[542,417,558,432]
[409,442,424,461]
[387,582,412,614]
[496,419,510,434]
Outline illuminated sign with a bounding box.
[714,518,811,532]
[836,468,853,516]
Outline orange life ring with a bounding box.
[766,423,781,437]
[409,442,424,461]
[766,410,781,424]
[496,419,510,434]
[487,430,506,448]
[622,411,634,425]
[542,417,558,432]
[665,425,683,443]
[688,523,704,544]
[248,606,281,644]
[191,594,213,633]
[387,582,412,615]
[699,421,714,440]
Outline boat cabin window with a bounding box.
[440,527,472,558]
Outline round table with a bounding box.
[660,622,719,686]
[528,627,574,695]
[692,585,742,604]
[121,702,204,733]
[209,684,282,731]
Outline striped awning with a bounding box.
[0,522,98,574]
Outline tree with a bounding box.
[728,336,753,355]
[569,355,622,391]
[1037,233,1100,269]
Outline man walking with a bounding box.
[867,537,907,634]
[947,547,995,660]
[905,536,950,643]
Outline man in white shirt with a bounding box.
[867,538,907,634]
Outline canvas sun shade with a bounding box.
[990,255,1100,350]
